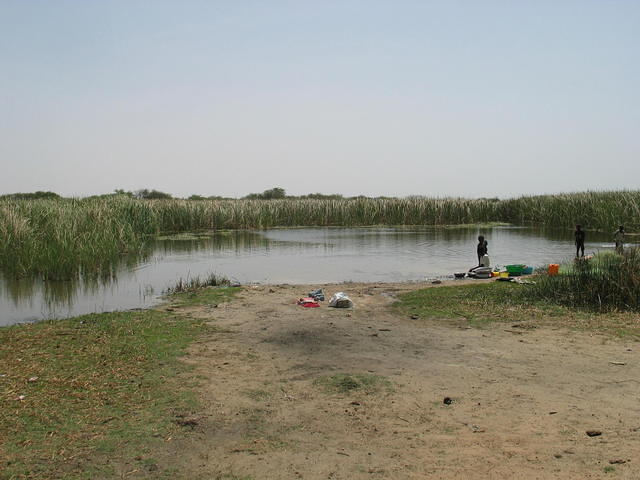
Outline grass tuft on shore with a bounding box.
[395,283,640,337]
[0,287,238,479]
[163,272,230,295]
[167,285,240,308]
[524,249,640,311]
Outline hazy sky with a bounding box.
[1,0,639,198]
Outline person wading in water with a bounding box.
[574,224,585,258]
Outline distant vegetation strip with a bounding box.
[1,190,639,279]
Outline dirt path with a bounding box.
[162,282,639,479]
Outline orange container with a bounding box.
[548,263,559,276]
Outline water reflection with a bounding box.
[0,226,622,326]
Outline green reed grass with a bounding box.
[163,273,230,295]
[523,248,640,311]
[495,190,640,229]
[0,197,154,280]
[1,190,639,280]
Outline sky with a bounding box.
[1,0,639,199]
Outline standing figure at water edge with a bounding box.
[468,235,490,275]
[476,235,489,266]
[614,225,625,253]
[574,224,585,258]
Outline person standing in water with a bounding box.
[476,235,488,266]
[574,224,585,257]
[614,225,625,253]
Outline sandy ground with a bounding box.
[160,282,639,479]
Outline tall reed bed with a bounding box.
[1,190,639,279]
[522,249,640,311]
[145,190,640,231]
[496,190,640,230]
[146,196,502,229]
[0,197,154,279]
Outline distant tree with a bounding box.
[299,193,344,200]
[188,194,206,201]
[261,187,286,199]
[243,187,286,200]
[134,189,173,200]
[114,189,134,197]
[0,191,61,200]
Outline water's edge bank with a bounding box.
[3,280,638,479]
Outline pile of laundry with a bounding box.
[297,289,353,308]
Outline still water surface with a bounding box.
[0,226,617,326]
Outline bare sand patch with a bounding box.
[161,282,639,479]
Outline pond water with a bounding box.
[0,226,621,326]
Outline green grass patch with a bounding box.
[0,309,216,479]
[396,283,561,326]
[395,283,640,337]
[314,373,392,394]
[168,285,240,308]
[525,249,640,311]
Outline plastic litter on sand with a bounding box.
[328,292,354,308]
